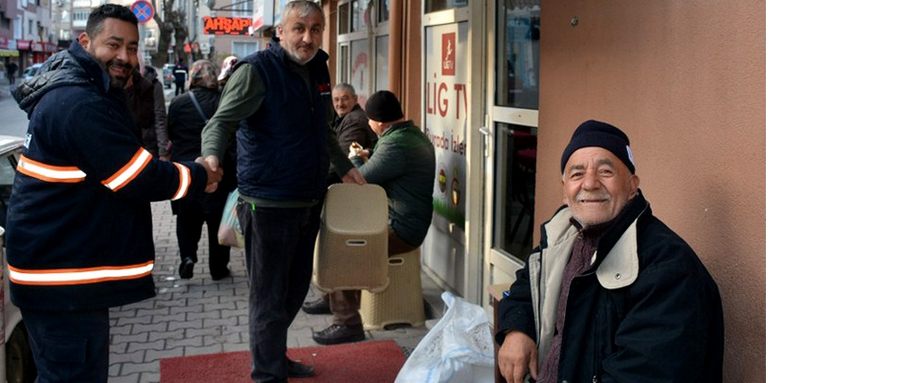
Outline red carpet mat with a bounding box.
[159,340,406,382]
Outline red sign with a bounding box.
[441,33,456,76]
[16,40,32,50]
[203,16,253,35]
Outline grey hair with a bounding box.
[280,0,325,26]
[333,83,357,96]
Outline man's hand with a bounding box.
[341,167,366,185]
[498,331,538,383]
[196,156,223,192]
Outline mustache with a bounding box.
[575,192,609,202]
[106,60,133,74]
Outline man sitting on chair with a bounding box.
[306,90,436,345]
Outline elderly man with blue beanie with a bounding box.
[495,120,725,383]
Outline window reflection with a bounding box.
[494,123,537,261]
[375,35,388,92]
[496,0,540,109]
[425,0,468,13]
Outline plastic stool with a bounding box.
[313,184,389,293]
[360,248,426,330]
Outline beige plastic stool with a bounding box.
[360,248,426,330]
[313,184,390,293]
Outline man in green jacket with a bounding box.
[312,90,436,345]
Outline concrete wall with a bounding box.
[536,1,765,381]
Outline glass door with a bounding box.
[482,0,540,309]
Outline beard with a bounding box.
[105,60,133,89]
[282,42,316,65]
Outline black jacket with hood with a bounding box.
[7,43,208,311]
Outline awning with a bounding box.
[0,49,19,57]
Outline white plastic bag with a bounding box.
[217,189,244,248]
[395,292,494,383]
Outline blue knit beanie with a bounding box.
[560,120,636,174]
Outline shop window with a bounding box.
[425,0,467,13]
[339,3,349,34]
[337,0,388,98]
[377,0,389,24]
[496,0,540,109]
[375,35,388,92]
[494,123,537,261]
[350,38,370,100]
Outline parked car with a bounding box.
[0,135,37,382]
[21,64,42,82]
[162,63,175,88]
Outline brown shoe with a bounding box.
[301,297,331,315]
[312,324,365,345]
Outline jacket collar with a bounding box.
[541,190,650,289]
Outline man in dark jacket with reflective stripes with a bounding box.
[8,5,220,381]
[201,1,364,381]
[496,120,723,383]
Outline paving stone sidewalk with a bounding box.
[107,201,431,382]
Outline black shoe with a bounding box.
[286,359,315,378]
[312,324,365,345]
[210,267,231,281]
[301,298,331,315]
[178,259,194,279]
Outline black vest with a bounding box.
[237,44,333,201]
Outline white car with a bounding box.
[0,135,37,382]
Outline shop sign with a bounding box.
[424,23,469,228]
[202,16,252,35]
[17,40,32,50]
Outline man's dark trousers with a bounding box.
[238,200,322,382]
[21,307,110,382]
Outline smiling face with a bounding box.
[332,87,358,117]
[78,18,139,89]
[276,5,324,65]
[562,146,640,227]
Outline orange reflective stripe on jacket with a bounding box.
[103,148,152,191]
[7,261,154,286]
[17,155,86,183]
[171,162,191,200]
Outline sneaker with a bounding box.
[178,258,194,279]
[286,358,315,378]
[301,298,331,315]
[312,323,365,345]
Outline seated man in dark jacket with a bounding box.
[496,120,724,383]
[311,90,436,345]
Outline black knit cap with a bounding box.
[560,120,636,174]
[365,90,404,122]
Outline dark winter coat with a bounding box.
[497,192,724,383]
[125,70,159,156]
[350,120,435,247]
[236,44,334,201]
[167,87,237,209]
[332,104,377,154]
[7,43,209,311]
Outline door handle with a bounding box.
[479,125,492,158]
